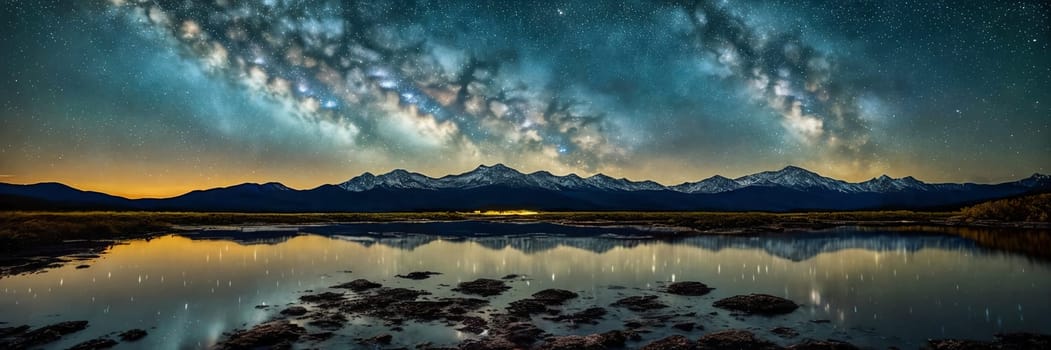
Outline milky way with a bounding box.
[0,0,1048,196]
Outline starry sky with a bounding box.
[1,0,1048,198]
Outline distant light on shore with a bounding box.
[470,210,540,216]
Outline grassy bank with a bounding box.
[960,193,1051,222]
[0,210,957,249]
[0,211,468,251]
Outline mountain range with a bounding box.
[1,164,1048,212]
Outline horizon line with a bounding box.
[2,163,1046,200]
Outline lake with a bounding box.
[1,224,1049,349]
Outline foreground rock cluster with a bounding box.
[210,274,826,350]
[209,275,1050,350]
[2,272,1043,349]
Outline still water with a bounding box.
[1,225,1049,349]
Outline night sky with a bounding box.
[1,0,1048,198]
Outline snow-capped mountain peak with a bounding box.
[440,163,530,188]
[583,173,664,191]
[734,165,854,192]
[333,164,1050,195]
[338,169,439,191]
[856,174,930,192]
[1016,173,1051,187]
[476,163,514,172]
[670,175,743,193]
[260,182,293,191]
[338,172,377,191]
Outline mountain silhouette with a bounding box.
[1,165,1048,212]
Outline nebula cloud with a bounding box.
[107,0,631,171]
[673,1,877,163]
[108,0,886,172]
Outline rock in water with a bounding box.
[118,329,148,341]
[641,335,694,350]
[695,330,780,350]
[214,320,305,350]
[927,332,1051,350]
[665,281,713,296]
[279,306,308,316]
[0,325,30,338]
[926,339,995,350]
[611,295,669,312]
[299,291,345,303]
[2,321,89,348]
[531,289,579,304]
[68,337,118,350]
[506,289,580,316]
[539,330,628,350]
[771,327,799,338]
[672,322,697,331]
[994,332,1051,348]
[357,333,393,345]
[332,279,382,292]
[786,339,859,349]
[507,298,550,316]
[453,278,511,296]
[546,307,608,325]
[713,294,799,315]
[396,271,442,280]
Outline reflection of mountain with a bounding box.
[674,231,982,261]
[462,232,990,260]
[353,235,438,251]
[303,221,652,236]
[472,236,650,254]
[181,223,1048,261]
[184,227,302,245]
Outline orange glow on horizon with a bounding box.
[1,158,1035,199]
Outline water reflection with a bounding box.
[0,227,1048,349]
[195,224,1051,261]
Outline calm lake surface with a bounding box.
[1,224,1049,349]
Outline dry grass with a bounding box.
[0,210,956,249]
[0,211,465,251]
[961,193,1051,222]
